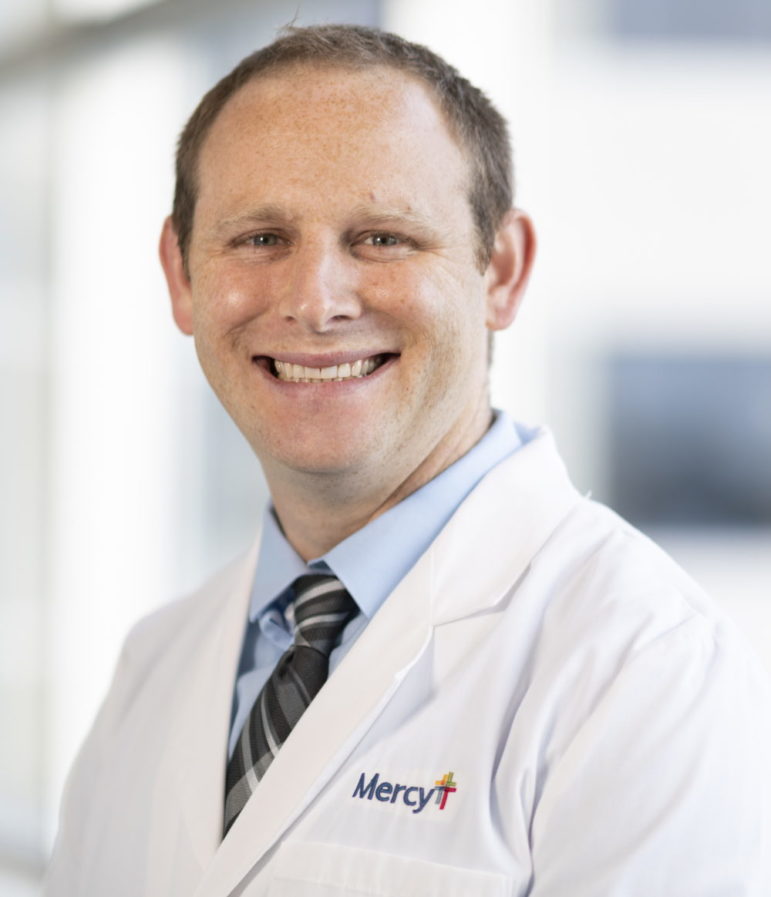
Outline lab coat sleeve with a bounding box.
[528,613,771,897]
[45,654,128,893]
[44,610,165,895]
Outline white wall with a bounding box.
[46,36,198,842]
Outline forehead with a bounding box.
[195,64,471,221]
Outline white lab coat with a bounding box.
[46,429,771,896]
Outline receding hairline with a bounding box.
[186,58,483,262]
[193,58,473,187]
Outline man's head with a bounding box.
[172,24,513,274]
[160,25,534,525]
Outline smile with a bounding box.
[268,354,391,383]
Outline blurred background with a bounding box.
[1,0,770,891]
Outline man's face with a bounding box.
[166,65,517,495]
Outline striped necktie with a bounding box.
[223,573,358,836]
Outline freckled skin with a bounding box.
[162,64,530,558]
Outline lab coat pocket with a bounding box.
[268,840,510,897]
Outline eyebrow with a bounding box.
[346,204,435,229]
[215,205,295,233]
[214,203,439,235]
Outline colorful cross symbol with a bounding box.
[434,771,458,810]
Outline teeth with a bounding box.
[273,356,383,382]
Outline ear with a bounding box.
[159,216,194,335]
[484,209,536,331]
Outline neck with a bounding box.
[266,403,494,561]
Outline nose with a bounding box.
[277,240,362,332]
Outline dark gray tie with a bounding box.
[223,573,357,835]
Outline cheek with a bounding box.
[191,268,266,338]
[422,275,489,355]
[379,265,480,329]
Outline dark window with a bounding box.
[607,354,771,527]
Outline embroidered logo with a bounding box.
[352,770,459,814]
[433,771,458,809]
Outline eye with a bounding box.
[367,233,401,247]
[248,232,281,246]
[353,230,416,261]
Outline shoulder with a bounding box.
[107,547,256,713]
[526,494,767,697]
[464,428,728,648]
[128,549,251,646]
[542,497,720,628]
[521,501,771,893]
[444,428,757,670]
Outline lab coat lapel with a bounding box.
[150,541,258,875]
[430,428,582,625]
[193,550,434,897]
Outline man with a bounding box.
[47,24,770,897]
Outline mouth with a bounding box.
[254,353,396,383]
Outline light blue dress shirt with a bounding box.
[228,411,532,758]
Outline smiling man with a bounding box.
[47,24,770,897]
[164,56,526,559]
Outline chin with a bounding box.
[256,439,372,480]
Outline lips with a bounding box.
[254,353,395,383]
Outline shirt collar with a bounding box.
[249,410,530,623]
[249,510,309,621]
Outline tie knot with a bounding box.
[290,574,357,655]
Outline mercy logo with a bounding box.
[352,771,458,814]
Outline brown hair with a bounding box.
[172,24,513,271]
